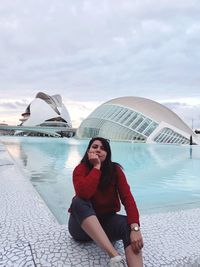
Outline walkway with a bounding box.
[0,141,200,267]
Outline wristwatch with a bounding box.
[131,224,140,232]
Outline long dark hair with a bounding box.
[81,137,122,190]
[81,137,121,190]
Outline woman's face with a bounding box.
[88,140,107,162]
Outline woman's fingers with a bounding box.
[131,242,140,254]
[87,152,100,166]
[88,152,98,158]
[131,238,143,254]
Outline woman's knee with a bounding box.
[70,197,96,228]
[71,196,93,214]
[71,196,84,209]
[68,214,92,242]
[122,222,130,237]
[118,217,131,248]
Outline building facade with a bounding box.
[16,92,73,137]
[76,96,200,145]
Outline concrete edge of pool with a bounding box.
[0,140,200,267]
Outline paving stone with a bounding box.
[1,141,200,266]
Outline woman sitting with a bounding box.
[68,137,144,267]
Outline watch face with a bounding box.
[132,225,140,231]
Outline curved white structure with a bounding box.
[20,92,71,127]
[77,96,200,145]
[17,92,72,137]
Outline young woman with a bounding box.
[68,137,143,267]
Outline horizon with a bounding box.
[1,94,200,130]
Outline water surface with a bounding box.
[2,136,200,224]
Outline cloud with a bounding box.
[0,0,200,101]
[0,99,28,110]
[0,99,29,124]
[162,100,200,129]
[64,100,102,128]
[1,1,200,125]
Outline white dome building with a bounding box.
[17,92,72,137]
[77,96,200,145]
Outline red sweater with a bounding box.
[70,163,140,225]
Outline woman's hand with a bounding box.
[87,152,101,169]
[130,230,144,254]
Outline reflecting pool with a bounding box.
[2,136,200,224]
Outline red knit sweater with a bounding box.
[70,163,140,225]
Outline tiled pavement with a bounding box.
[0,141,200,267]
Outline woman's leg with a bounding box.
[81,215,119,257]
[100,214,143,267]
[125,246,143,267]
[69,197,119,258]
[68,213,92,241]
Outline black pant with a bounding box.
[68,196,131,248]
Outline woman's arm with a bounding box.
[73,164,101,199]
[116,165,140,225]
[130,226,144,254]
[116,165,144,253]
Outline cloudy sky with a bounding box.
[0,0,200,128]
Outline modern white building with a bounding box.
[16,92,73,137]
[76,96,200,145]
